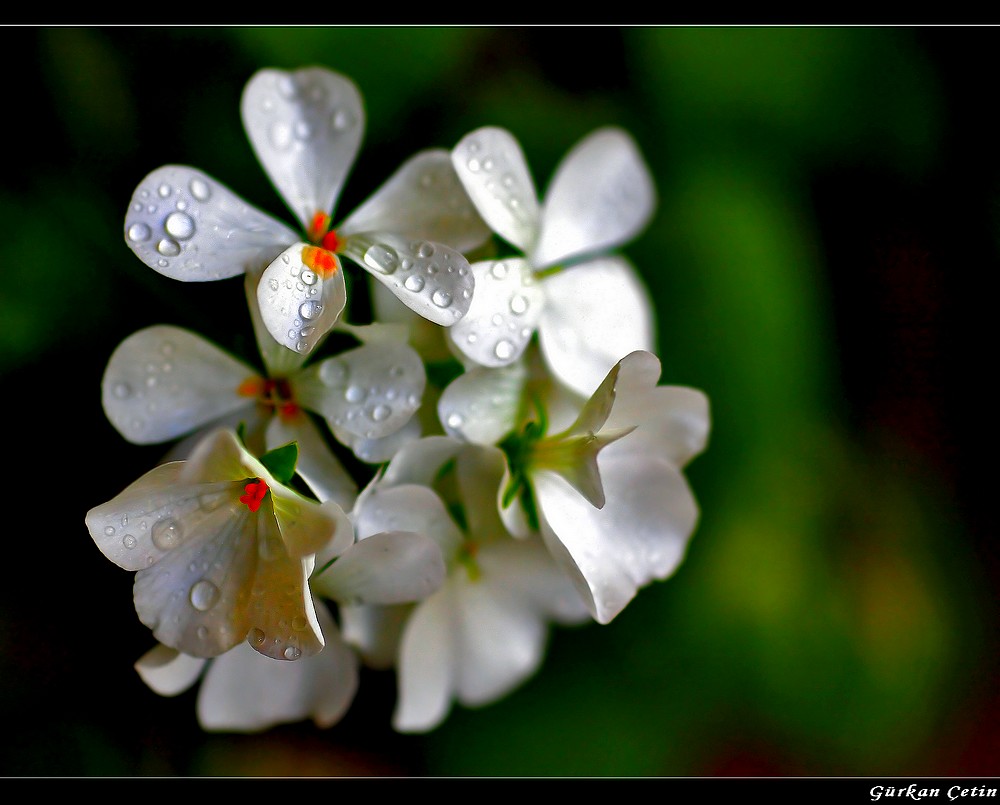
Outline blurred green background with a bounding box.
[0,26,995,777]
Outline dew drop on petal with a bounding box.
[189,178,211,201]
[151,518,184,551]
[331,108,353,131]
[447,412,465,429]
[364,244,398,275]
[113,383,132,399]
[299,300,323,320]
[319,360,348,387]
[345,385,365,403]
[495,340,515,360]
[301,269,317,286]
[164,212,195,240]
[157,183,172,198]
[368,403,391,422]
[510,294,529,315]
[127,223,151,242]
[196,625,209,640]
[250,628,266,646]
[104,526,115,536]
[156,238,181,257]
[491,262,508,280]
[467,158,481,172]
[283,646,302,660]
[189,580,220,611]
[416,242,435,258]
[404,274,425,292]
[431,289,453,308]
[122,534,137,550]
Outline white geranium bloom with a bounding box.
[102,304,426,501]
[123,67,489,355]
[132,508,447,733]
[86,428,354,661]
[496,350,710,624]
[448,126,657,396]
[338,436,589,733]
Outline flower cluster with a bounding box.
[87,66,710,734]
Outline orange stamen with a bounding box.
[321,230,340,253]
[302,245,339,278]
[237,377,265,397]
[278,402,301,422]
[307,211,331,244]
[239,479,269,513]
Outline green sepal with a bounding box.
[260,441,299,486]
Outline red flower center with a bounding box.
[239,479,269,512]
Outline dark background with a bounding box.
[0,26,995,777]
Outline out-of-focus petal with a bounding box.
[354,484,463,560]
[339,603,411,670]
[256,244,347,356]
[198,603,358,731]
[339,149,491,253]
[392,584,454,733]
[241,67,363,231]
[102,325,257,445]
[340,231,474,327]
[535,451,699,624]
[438,363,527,445]
[537,256,655,397]
[296,340,425,441]
[447,259,544,368]
[124,165,298,282]
[333,414,422,465]
[134,644,206,697]
[312,531,445,605]
[265,414,357,511]
[451,127,541,253]
[381,435,463,488]
[455,444,510,546]
[532,127,656,268]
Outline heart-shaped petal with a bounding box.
[340,231,475,326]
[339,149,491,254]
[256,243,347,356]
[451,127,541,253]
[124,165,297,282]
[447,258,544,368]
[242,67,364,231]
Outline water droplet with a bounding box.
[364,244,398,274]
[268,278,280,291]
[483,158,494,171]
[495,340,515,360]
[404,274,425,292]
[417,242,435,258]
[156,238,181,257]
[121,514,129,526]
[467,157,481,172]
[196,626,209,640]
[270,122,292,150]
[502,173,515,188]
[151,518,183,551]
[491,313,504,327]
[113,383,132,399]
[295,340,309,352]
[104,525,115,536]
[283,646,302,660]
[250,628,266,646]
[299,300,323,320]
[157,183,171,198]
[510,294,529,315]
[467,333,478,344]
[301,269,317,285]
[294,120,312,140]
[345,385,366,403]
[369,403,391,422]
[389,365,404,377]
[319,360,348,387]
[189,178,211,201]
[122,534,137,550]
[447,412,465,429]
[127,223,151,242]
[331,108,352,131]
[491,262,508,279]
[164,211,195,240]
[432,289,453,308]
[189,580,220,611]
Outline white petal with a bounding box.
[354,484,463,560]
[296,341,425,441]
[438,362,527,445]
[256,243,346,357]
[269,487,351,560]
[454,444,510,545]
[340,231,474,326]
[532,127,656,268]
[134,644,206,697]
[102,325,257,445]
[451,127,541,253]
[535,451,699,624]
[245,272,308,379]
[265,414,357,511]
[601,351,711,468]
[381,435,463,487]
[537,256,655,397]
[339,149,491,253]
[124,165,297,281]
[198,603,358,731]
[392,585,455,733]
[241,67,363,230]
[334,414,422,465]
[339,603,411,670]
[447,259,544,368]
[312,531,445,605]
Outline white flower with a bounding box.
[132,507,447,733]
[447,126,658,397]
[101,312,427,503]
[123,66,489,356]
[496,350,710,624]
[86,428,354,661]
[339,435,590,733]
